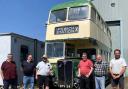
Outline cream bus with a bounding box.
[45,0,112,63]
[45,0,112,88]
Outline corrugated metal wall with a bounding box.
[93,0,128,76]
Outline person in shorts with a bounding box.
[110,49,127,89]
[36,55,52,89]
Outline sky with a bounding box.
[0,0,71,41]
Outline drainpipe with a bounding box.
[120,19,123,57]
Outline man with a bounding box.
[36,55,52,89]
[78,52,93,89]
[1,54,17,89]
[110,49,127,89]
[94,55,108,89]
[22,54,35,89]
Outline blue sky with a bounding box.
[0,0,70,41]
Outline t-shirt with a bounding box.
[110,57,127,74]
[78,59,93,75]
[36,61,52,76]
[1,61,17,80]
[22,61,35,76]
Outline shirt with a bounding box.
[110,57,127,74]
[94,61,108,76]
[22,61,35,76]
[36,61,52,76]
[1,61,17,80]
[78,59,93,75]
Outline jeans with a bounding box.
[23,76,34,89]
[3,79,17,89]
[95,76,105,89]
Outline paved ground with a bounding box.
[106,77,128,89]
[33,77,128,89]
[1,77,127,89]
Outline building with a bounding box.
[0,33,44,85]
[92,0,128,75]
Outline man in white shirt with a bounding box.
[36,55,52,89]
[110,49,127,89]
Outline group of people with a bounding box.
[0,48,127,89]
[1,54,52,89]
[78,49,127,89]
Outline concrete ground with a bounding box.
[106,77,128,89]
[19,77,128,89]
[33,77,128,89]
[1,77,127,89]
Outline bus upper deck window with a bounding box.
[68,6,89,20]
[49,9,67,23]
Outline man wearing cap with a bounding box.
[36,55,52,89]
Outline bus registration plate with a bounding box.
[55,25,79,35]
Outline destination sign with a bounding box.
[54,25,79,35]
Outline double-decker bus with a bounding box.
[45,0,112,88]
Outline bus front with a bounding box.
[45,3,92,63]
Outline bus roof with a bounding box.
[51,0,92,11]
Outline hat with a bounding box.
[41,54,47,59]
